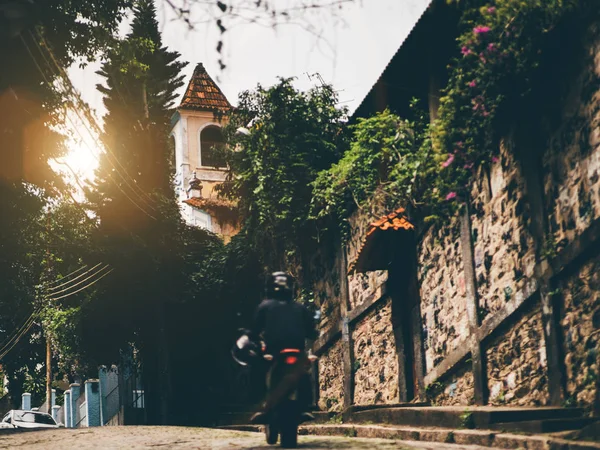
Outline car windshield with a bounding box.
[34,413,56,425]
[13,411,56,425]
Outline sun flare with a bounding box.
[50,111,103,192]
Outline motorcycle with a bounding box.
[232,331,317,448]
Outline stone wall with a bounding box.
[318,339,345,412]
[346,197,390,310]
[419,218,470,370]
[312,246,343,337]
[311,17,600,413]
[486,302,549,406]
[352,299,399,405]
[543,23,600,251]
[470,143,537,321]
[560,255,600,409]
[428,364,474,406]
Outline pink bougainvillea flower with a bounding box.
[487,6,496,14]
[456,141,464,148]
[446,192,457,201]
[468,80,477,88]
[474,25,491,34]
[442,154,455,168]
[492,156,499,163]
[461,46,472,56]
[479,53,487,64]
[464,162,474,170]
[487,43,496,52]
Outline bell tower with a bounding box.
[170,63,239,240]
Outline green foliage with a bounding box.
[220,78,347,271]
[344,427,358,438]
[432,0,578,202]
[460,409,475,429]
[307,0,582,231]
[329,414,344,424]
[41,307,84,375]
[310,105,436,238]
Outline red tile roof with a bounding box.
[349,208,414,274]
[179,63,232,113]
[183,197,236,212]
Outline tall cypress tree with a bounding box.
[88,0,189,424]
[94,0,187,219]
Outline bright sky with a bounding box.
[57,0,431,184]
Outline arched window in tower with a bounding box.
[200,125,226,168]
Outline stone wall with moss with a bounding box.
[470,142,537,321]
[427,364,474,406]
[543,24,600,251]
[419,218,470,371]
[318,339,345,412]
[560,255,600,409]
[352,299,399,405]
[486,302,549,406]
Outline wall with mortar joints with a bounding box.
[309,245,343,337]
[427,363,474,406]
[543,24,600,251]
[470,142,537,323]
[418,217,470,371]
[352,298,399,405]
[318,339,345,412]
[560,254,600,409]
[346,195,391,310]
[486,301,549,406]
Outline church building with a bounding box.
[170,63,239,241]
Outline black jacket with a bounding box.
[252,299,317,353]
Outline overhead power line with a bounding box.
[20,32,158,221]
[32,29,158,210]
[0,309,41,361]
[44,264,88,287]
[45,268,114,302]
[45,263,104,292]
[44,264,109,297]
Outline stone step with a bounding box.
[487,417,599,434]
[348,406,585,429]
[218,423,600,449]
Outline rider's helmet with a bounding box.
[265,271,295,302]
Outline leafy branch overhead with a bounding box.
[219,78,348,269]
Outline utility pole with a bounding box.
[45,214,52,414]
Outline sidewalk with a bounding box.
[217,405,600,449]
[221,423,600,450]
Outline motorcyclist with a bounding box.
[249,271,317,424]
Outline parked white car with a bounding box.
[0,410,59,429]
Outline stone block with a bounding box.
[494,433,550,450]
[453,429,496,447]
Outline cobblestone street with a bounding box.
[0,426,496,449]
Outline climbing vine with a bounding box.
[310,0,582,231]
[433,0,579,202]
[310,104,437,237]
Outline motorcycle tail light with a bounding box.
[285,356,298,365]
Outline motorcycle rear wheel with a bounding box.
[279,422,298,449]
[265,423,278,445]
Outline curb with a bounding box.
[219,423,600,449]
